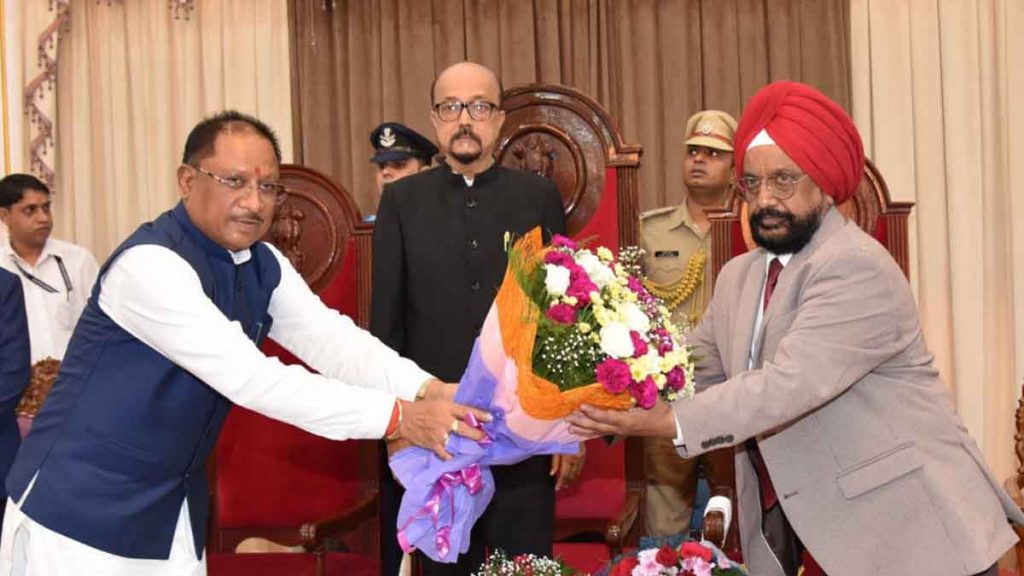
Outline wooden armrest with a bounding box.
[212,492,379,553]
[306,491,379,551]
[604,491,641,549]
[1004,477,1024,576]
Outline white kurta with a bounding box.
[1,241,433,575]
[0,238,99,362]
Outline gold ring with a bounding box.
[450,419,460,433]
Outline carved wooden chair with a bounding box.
[206,165,379,576]
[699,159,913,558]
[15,358,61,438]
[1003,378,1024,575]
[496,83,645,573]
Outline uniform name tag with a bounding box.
[654,250,679,258]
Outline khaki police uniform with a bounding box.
[639,109,736,537]
[640,202,711,330]
[639,201,709,536]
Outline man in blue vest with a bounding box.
[0,268,30,530]
[0,110,488,575]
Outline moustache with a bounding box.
[750,207,793,227]
[450,125,481,147]
[232,213,265,225]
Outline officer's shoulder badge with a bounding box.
[639,205,676,221]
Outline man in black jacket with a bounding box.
[372,61,577,575]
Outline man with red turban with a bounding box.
[568,81,1023,576]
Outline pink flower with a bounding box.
[653,327,674,355]
[631,376,659,409]
[545,303,577,325]
[627,276,645,294]
[596,358,632,394]
[566,268,598,303]
[626,276,658,305]
[630,331,649,357]
[634,549,664,576]
[551,234,578,250]
[666,366,687,391]
[544,250,574,267]
[679,542,714,563]
[681,556,714,576]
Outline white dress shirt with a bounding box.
[688,251,793,540]
[749,252,792,368]
[1,241,433,575]
[0,238,98,362]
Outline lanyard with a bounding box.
[12,254,73,301]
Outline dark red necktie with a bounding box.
[752,257,784,510]
[762,257,784,312]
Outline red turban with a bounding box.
[733,81,865,205]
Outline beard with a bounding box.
[448,125,483,165]
[749,202,826,254]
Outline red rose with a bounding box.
[679,541,713,562]
[612,556,639,576]
[655,545,679,566]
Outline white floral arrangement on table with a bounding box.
[471,549,577,576]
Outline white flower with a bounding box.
[599,322,634,358]
[597,246,614,262]
[619,301,651,333]
[576,252,616,288]
[544,264,571,296]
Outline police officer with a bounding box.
[367,122,439,222]
[638,109,737,537]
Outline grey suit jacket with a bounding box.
[673,207,1023,576]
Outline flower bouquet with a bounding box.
[471,549,578,576]
[597,535,747,576]
[390,227,695,562]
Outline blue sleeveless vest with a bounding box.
[6,202,281,559]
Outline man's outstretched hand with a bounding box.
[565,397,678,439]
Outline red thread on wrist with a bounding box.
[384,400,401,439]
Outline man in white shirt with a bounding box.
[0,174,99,362]
[0,111,489,576]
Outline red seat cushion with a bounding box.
[214,408,365,527]
[207,552,377,576]
[555,438,626,520]
[208,552,316,576]
[553,542,613,574]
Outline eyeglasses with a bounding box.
[733,170,809,202]
[433,100,500,122]
[192,165,288,205]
